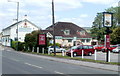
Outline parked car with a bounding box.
[66,45,95,57]
[94,45,104,51]
[101,45,117,52]
[112,46,120,53]
[48,46,66,53]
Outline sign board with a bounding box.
[105,35,110,48]
[103,12,113,27]
[38,34,46,45]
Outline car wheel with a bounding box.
[88,52,92,56]
[73,52,77,57]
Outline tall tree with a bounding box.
[110,27,120,44]
[91,6,119,44]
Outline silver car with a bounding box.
[112,47,120,53]
[48,46,66,53]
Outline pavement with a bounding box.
[1,45,119,72]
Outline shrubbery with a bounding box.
[11,41,25,51]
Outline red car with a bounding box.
[101,45,117,52]
[94,45,104,51]
[66,45,95,57]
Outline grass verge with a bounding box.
[22,51,120,66]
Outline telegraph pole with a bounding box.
[52,0,56,56]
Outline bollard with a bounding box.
[28,47,30,51]
[94,50,97,60]
[108,51,111,62]
[42,48,44,54]
[62,51,65,56]
[32,47,34,52]
[37,47,39,53]
[82,50,84,59]
[71,49,73,58]
[48,49,50,55]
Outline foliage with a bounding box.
[24,30,41,51]
[11,41,25,51]
[110,27,120,44]
[91,6,120,44]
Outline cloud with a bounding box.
[82,0,116,5]
[79,14,88,18]
[22,0,83,11]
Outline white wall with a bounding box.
[18,21,39,42]
[2,20,39,46]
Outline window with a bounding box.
[77,30,86,36]
[77,46,82,49]
[86,39,91,43]
[64,30,70,35]
[68,39,72,42]
[81,39,85,43]
[88,46,93,49]
[83,46,88,49]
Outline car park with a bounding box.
[94,45,104,51]
[48,46,66,53]
[112,47,120,53]
[66,45,95,57]
[101,45,117,52]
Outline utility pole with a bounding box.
[8,0,19,51]
[52,0,56,56]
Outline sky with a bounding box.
[0,0,119,32]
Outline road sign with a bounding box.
[105,35,110,48]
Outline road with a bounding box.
[0,46,119,76]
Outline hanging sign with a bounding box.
[103,12,113,27]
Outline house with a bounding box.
[0,32,2,44]
[43,22,92,47]
[2,16,40,46]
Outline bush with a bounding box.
[11,41,25,51]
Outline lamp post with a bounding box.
[8,0,19,51]
[52,0,56,56]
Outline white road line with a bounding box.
[24,63,43,69]
[6,50,11,51]
[54,71,64,74]
[10,58,20,62]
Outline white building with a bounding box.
[2,18,40,46]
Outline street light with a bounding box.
[8,0,19,51]
[52,0,56,56]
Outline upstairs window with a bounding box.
[64,30,70,35]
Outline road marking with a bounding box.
[10,58,20,62]
[6,50,11,51]
[25,63,43,69]
[54,71,64,74]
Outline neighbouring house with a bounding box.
[0,32,2,44]
[2,15,40,46]
[42,22,92,47]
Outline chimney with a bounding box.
[12,19,17,24]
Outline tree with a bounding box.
[24,30,41,51]
[110,27,120,44]
[91,6,119,44]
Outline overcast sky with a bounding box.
[0,0,119,32]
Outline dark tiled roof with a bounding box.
[46,22,91,38]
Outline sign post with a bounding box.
[38,34,47,54]
[103,12,113,62]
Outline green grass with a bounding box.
[22,51,120,65]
